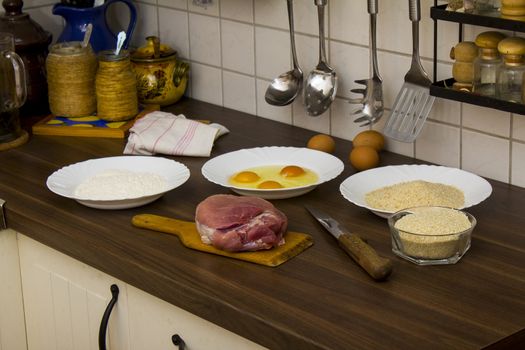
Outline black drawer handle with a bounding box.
[172,334,186,349]
[99,284,119,350]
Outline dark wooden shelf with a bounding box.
[430,78,525,115]
[431,4,525,32]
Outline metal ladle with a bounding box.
[265,0,303,106]
[304,0,337,116]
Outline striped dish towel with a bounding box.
[123,111,229,157]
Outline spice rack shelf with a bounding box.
[430,78,525,114]
[430,4,525,32]
[430,4,525,115]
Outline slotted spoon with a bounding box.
[383,0,435,142]
[349,0,383,127]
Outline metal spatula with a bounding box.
[383,0,435,143]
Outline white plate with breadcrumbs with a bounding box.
[340,164,492,218]
[201,146,344,199]
[47,156,190,209]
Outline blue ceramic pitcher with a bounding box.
[53,0,137,52]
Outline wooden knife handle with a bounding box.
[338,233,393,281]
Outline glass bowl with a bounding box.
[388,206,476,265]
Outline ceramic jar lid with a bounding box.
[131,36,176,63]
[0,0,52,50]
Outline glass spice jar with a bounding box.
[474,0,501,13]
[472,31,506,97]
[95,49,138,121]
[496,37,525,103]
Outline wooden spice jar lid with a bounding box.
[501,0,525,16]
[498,37,525,56]
[475,31,506,50]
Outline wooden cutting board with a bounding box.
[131,214,313,267]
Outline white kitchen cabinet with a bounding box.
[17,234,130,350]
[0,229,27,350]
[15,233,266,350]
[127,284,266,350]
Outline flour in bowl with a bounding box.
[74,169,167,200]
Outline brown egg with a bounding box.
[307,134,336,153]
[352,130,385,151]
[349,146,380,171]
[258,180,283,189]
[233,171,260,183]
[280,165,305,177]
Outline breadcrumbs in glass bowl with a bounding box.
[388,206,476,265]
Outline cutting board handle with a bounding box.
[132,213,187,238]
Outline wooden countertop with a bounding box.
[2,98,524,349]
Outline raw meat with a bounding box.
[195,194,287,252]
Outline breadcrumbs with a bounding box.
[365,180,464,212]
[393,207,472,260]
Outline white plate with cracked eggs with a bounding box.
[201,146,344,199]
[339,164,492,218]
[46,156,190,209]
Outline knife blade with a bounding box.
[305,206,392,281]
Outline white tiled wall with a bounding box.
[21,0,525,187]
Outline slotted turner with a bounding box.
[383,0,435,143]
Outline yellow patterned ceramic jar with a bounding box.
[131,36,189,106]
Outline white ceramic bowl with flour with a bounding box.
[47,156,190,209]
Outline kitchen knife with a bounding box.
[305,206,392,281]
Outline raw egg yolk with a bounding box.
[280,165,305,177]
[257,181,283,189]
[234,171,260,183]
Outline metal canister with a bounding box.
[95,50,138,121]
[46,41,97,117]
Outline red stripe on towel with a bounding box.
[172,121,198,155]
[135,114,163,134]
[151,117,177,154]
[130,115,164,154]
